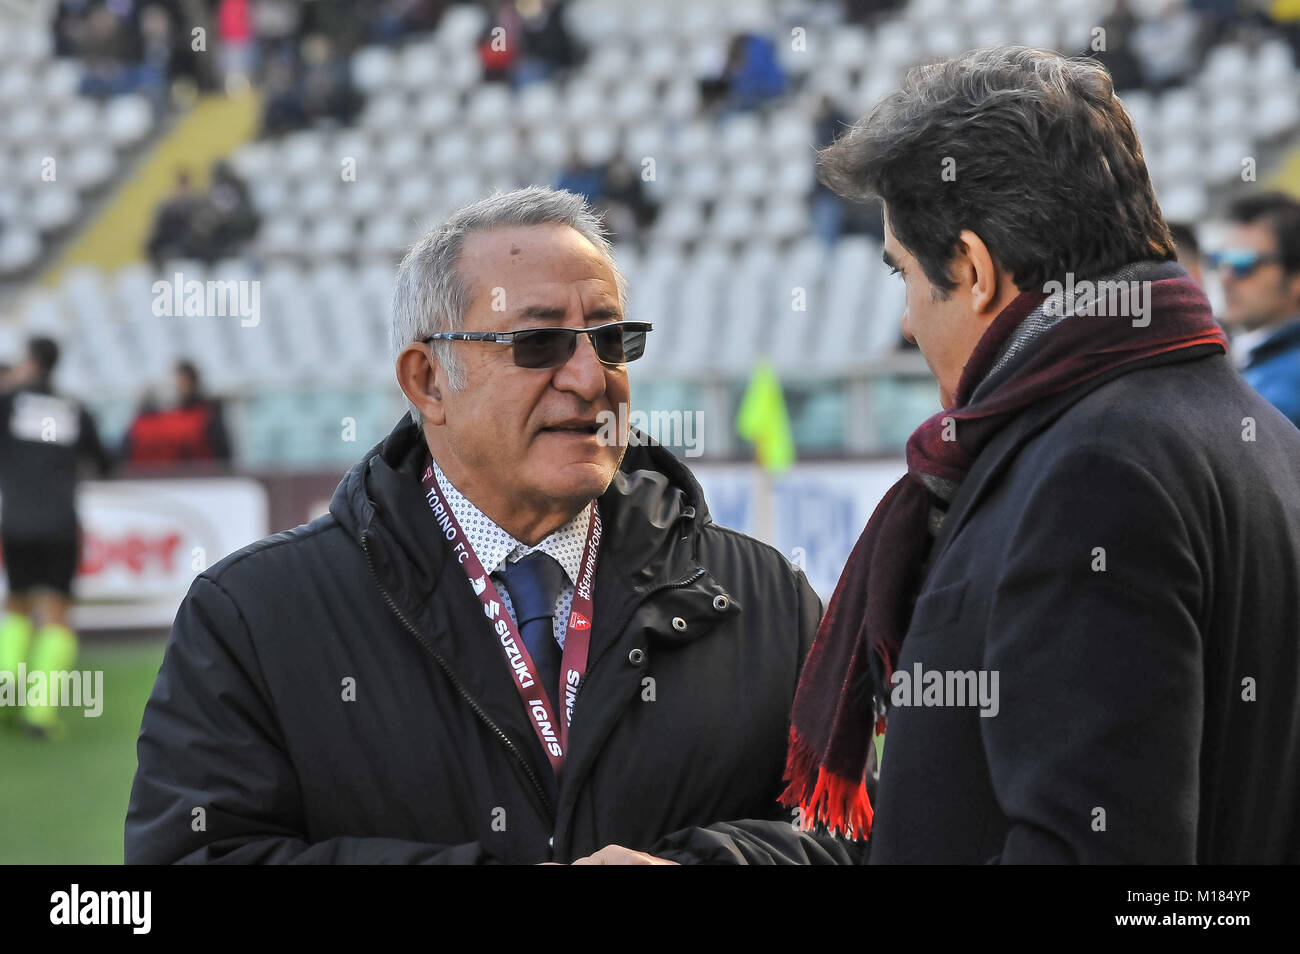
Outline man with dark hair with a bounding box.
[1214,191,1300,427]
[0,337,110,739]
[781,47,1300,863]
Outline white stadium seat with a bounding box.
[351,46,398,94]
[29,186,79,232]
[105,94,154,147]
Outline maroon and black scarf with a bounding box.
[779,261,1228,838]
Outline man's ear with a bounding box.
[1285,269,1300,310]
[957,228,1010,319]
[396,343,447,427]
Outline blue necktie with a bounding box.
[495,551,568,703]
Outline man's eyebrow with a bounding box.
[514,304,623,323]
[516,305,568,322]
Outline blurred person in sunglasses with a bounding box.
[1212,192,1300,428]
[126,187,852,865]
[778,48,1300,864]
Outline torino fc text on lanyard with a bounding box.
[420,459,601,775]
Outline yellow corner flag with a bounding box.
[736,361,795,473]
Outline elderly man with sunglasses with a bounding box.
[126,187,852,866]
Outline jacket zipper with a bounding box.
[549,565,708,844]
[360,532,556,821]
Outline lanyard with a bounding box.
[420,459,600,776]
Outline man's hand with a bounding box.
[570,845,680,865]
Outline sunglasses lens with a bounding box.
[592,326,627,364]
[512,324,649,368]
[592,325,647,364]
[1212,251,1266,278]
[512,329,573,368]
[620,327,647,362]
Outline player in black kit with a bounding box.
[0,338,109,738]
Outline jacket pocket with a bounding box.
[906,578,968,639]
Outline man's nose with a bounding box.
[551,331,608,400]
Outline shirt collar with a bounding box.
[430,459,591,583]
[1233,317,1300,368]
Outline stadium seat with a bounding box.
[105,94,154,148]
[352,45,398,94]
[29,186,79,233]
[65,145,116,190]
[0,225,41,275]
[1257,90,1300,138]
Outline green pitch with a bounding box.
[0,638,166,864]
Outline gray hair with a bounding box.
[391,186,627,425]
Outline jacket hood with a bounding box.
[329,415,712,608]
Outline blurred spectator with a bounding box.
[553,153,656,244]
[1215,192,1300,427]
[146,162,260,266]
[478,1,524,83]
[369,0,448,44]
[1191,0,1247,41]
[299,33,360,125]
[0,337,110,740]
[596,158,657,243]
[260,32,359,135]
[840,0,908,25]
[56,0,208,101]
[132,4,174,106]
[515,0,580,86]
[252,0,302,66]
[1131,0,1206,92]
[187,160,261,261]
[555,148,605,204]
[122,360,232,468]
[52,0,90,58]
[217,0,256,93]
[76,3,140,96]
[1168,221,1204,285]
[701,33,787,115]
[296,0,370,49]
[260,55,306,134]
[811,95,852,245]
[146,168,202,266]
[1088,0,1144,92]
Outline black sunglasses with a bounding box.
[423,320,652,369]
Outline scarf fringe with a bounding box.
[779,726,874,840]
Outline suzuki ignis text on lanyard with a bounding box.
[421,459,600,776]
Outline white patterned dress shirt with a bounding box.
[432,460,593,649]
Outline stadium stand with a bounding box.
[0,14,157,277]
[4,0,1300,466]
